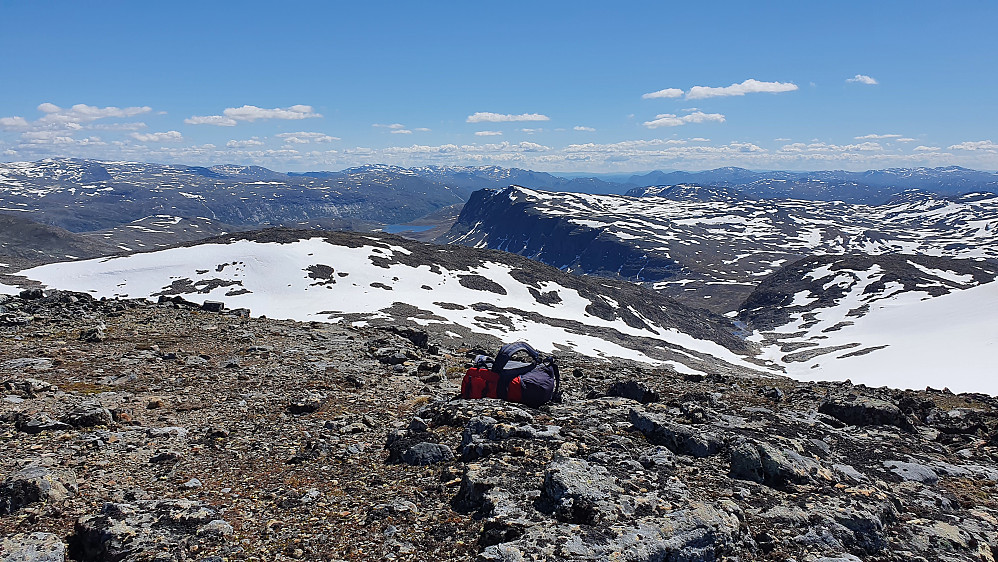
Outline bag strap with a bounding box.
[492,341,539,373]
[545,356,560,395]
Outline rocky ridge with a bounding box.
[1,290,997,561]
[441,186,998,313]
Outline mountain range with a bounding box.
[2,158,997,394]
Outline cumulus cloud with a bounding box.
[223,104,320,122]
[226,138,265,148]
[186,105,320,126]
[475,130,503,136]
[847,74,878,85]
[855,133,901,139]
[573,126,596,132]
[391,129,413,134]
[913,145,941,152]
[0,116,30,129]
[896,137,916,142]
[466,112,550,123]
[36,103,152,124]
[373,123,407,129]
[276,132,339,144]
[185,115,238,126]
[686,79,798,100]
[89,122,148,131]
[643,111,725,128]
[948,140,997,152]
[779,141,883,154]
[641,88,684,99]
[130,130,183,143]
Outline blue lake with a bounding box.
[383,224,436,234]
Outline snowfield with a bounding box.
[752,278,998,395]
[16,237,767,374]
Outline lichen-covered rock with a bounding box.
[1,532,67,562]
[818,395,910,429]
[537,458,622,524]
[0,466,78,514]
[629,408,723,457]
[61,402,113,428]
[69,500,229,562]
[401,442,454,466]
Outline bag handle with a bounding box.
[492,341,540,373]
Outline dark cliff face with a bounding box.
[440,187,680,283]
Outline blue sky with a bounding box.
[1,0,996,172]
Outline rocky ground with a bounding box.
[1,289,997,561]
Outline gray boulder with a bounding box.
[69,500,229,561]
[61,402,113,428]
[15,414,72,434]
[3,378,56,397]
[401,442,454,466]
[538,458,623,524]
[818,395,910,429]
[729,440,810,487]
[0,466,78,514]
[629,408,722,457]
[1,532,66,562]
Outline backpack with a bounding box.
[460,342,560,407]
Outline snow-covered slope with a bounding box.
[443,186,998,312]
[12,230,766,376]
[742,255,998,394]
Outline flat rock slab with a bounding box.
[884,460,939,484]
[1,532,67,562]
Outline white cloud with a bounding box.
[520,128,543,134]
[779,141,883,154]
[226,138,265,148]
[185,115,238,126]
[466,112,550,123]
[855,133,901,139]
[896,137,916,142]
[130,130,183,143]
[913,145,941,152]
[186,105,320,126]
[276,132,339,144]
[686,79,798,100]
[729,142,765,152]
[948,140,997,152]
[689,137,710,142]
[413,127,431,132]
[223,104,320,122]
[373,123,407,129]
[0,116,30,129]
[847,74,878,85]
[643,111,725,128]
[641,88,684,99]
[36,103,151,124]
[390,129,413,134]
[475,130,503,136]
[20,130,77,144]
[89,122,148,131]
[573,126,596,132]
